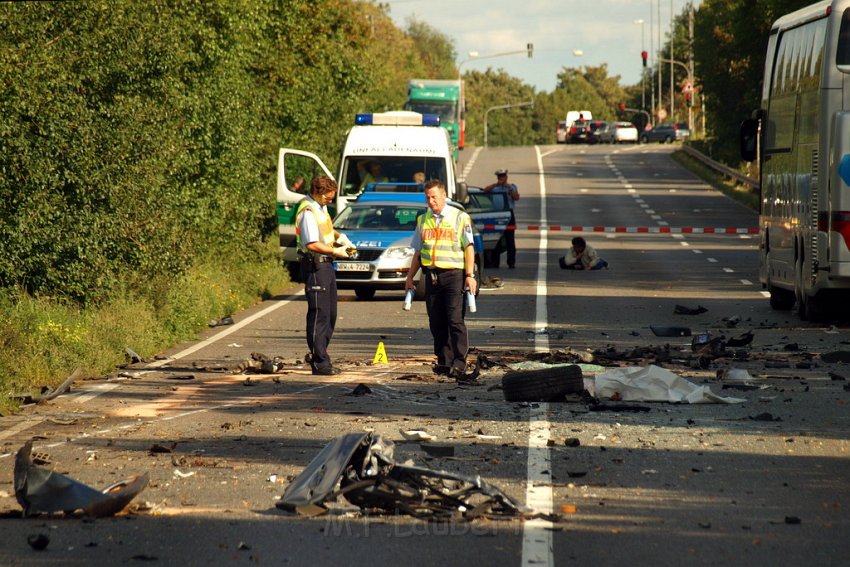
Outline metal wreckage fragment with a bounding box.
[14,440,149,517]
[276,432,533,521]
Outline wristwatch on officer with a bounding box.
[465,272,474,277]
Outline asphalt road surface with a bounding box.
[2,144,849,567]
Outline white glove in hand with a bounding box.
[332,247,350,259]
[337,233,354,249]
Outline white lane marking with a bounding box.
[692,249,703,254]
[646,209,656,214]
[723,268,735,272]
[523,145,553,567]
[148,294,300,368]
[672,234,684,239]
[707,258,718,263]
[657,221,669,226]
[760,291,771,297]
[680,241,690,247]
[72,383,122,404]
[459,146,483,181]
[0,419,43,441]
[741,279,753,286]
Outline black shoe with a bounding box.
[432,364,451,376]
[448,366,469,381]
[312,366,341,376]
[508,265,516,269]
[558,257,568,270]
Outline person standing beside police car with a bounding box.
[405,180,477,381]
[296,176,355,376]
[483,168,519,269]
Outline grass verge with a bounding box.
[671,148,759,211]
[0,240,290,415]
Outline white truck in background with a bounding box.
[565,110,593,129]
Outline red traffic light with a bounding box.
[618,103,626,111]
[641,50,648,67]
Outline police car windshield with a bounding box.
[334,204,424,231]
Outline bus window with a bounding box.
[837,8,850,66]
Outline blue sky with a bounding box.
[385,0,699,92]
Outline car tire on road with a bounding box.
[501,365,584,402]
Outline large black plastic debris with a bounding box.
[14,440,149,517]
[276,432,528,521]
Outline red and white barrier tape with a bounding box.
[478,224,758,234]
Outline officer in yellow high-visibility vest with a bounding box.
[405,180,478,381]
[296,176,355,376]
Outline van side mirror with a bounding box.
[740,118,759,162]
[456,181,469,205]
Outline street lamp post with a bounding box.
[634,19,646,112]
[658,57,695,128]
[456,44,534,80]
[484,100,534,147]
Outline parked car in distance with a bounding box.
[640,122,690,143]
[555,121,568,144]
[569,119,592,143]
[599,121,639,144]
[587,121,608,144]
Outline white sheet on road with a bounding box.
[592,365,745,404]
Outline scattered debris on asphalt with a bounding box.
[14,440,149,517]
[235,352,286,374]
[400,429,435,442]
[27,533,50,551]
[674,304,707,315]
[349,383,372,396]
[208,315,234,327]
[125,347,143,364]
[276,432,532,521]
[12,368,82,405]
[822,350,850,363]
[726,331,755,347]
[650,325,691,337]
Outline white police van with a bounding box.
[276,111,467,279]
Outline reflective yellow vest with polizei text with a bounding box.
[417,206,471,269]
[295,197,335,253]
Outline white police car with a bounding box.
[333,187,484,300]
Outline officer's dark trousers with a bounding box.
[424,268,468,372]
[494,210,517,268]
[301,261,337,371]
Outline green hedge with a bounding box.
[0,0,437,305]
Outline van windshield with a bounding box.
[340,157,449,196]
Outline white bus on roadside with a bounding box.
[741,0,850,320]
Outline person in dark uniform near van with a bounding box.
[405,180,477,381]
[483,168,520,268]
[296,176,355,375]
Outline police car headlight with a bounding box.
[383,246,415,259]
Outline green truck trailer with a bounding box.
[404,79,464,159]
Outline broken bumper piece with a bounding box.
[276,432,528,521]
[14,440,149,517]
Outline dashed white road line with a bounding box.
[522,145,553,567]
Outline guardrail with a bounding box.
[680,144,759,189]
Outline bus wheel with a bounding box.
[768,285,795,310]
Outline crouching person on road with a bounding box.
[558,236,609,270]
[405,181,478,382]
